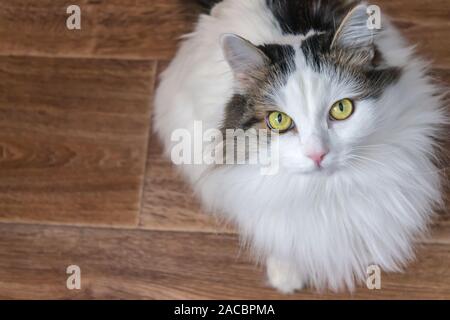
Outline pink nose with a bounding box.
[307,151,328,166]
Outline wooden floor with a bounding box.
[0,0,448,299]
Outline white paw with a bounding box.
[266,257,305,294]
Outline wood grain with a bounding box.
[0,0,202,60]
[429,213,450,244]
[0,223,448,300]
[0,56,156,226]
[374,0,449,24]
[0,0,448,63]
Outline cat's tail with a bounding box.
[197,0,222,11]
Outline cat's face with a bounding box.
[272,63,373,174]
[221,5,401,175]
[269,53,399,174]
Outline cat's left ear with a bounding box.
[331,4,379,64]
[221,34,269,87]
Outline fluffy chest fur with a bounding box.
[154,0,446,292]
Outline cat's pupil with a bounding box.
[339,102,344,112]
[277,113,283,123]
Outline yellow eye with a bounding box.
[266,111,294,132]
[330,99,354,121]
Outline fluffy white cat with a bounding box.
[154,0,447,293]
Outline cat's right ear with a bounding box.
[331,5,379,65]
[220,34,269,87]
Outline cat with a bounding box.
[153,0,447,293]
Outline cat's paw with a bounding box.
[266,257,305,294]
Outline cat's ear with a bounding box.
[221,34,269,87]
[331,5,379,64]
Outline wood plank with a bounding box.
[0,0,448,65]
[371,0,450,68]
[0,56,156,227]
[0,223,448,299]
[375,0,450,24]
[396,23,450,69]
[428,213,450,245]
[0,0,202,60]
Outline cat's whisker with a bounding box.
[346,154,389,169]
[347,155,449,177]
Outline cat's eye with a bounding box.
[329,99,354,121]
[266,111,294,133]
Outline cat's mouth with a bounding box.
[286,163,338,176]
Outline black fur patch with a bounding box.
[197,0,222,11]
[300,33,333,70]
[266,0,358,35]
[257,44,296,80]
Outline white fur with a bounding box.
[154,0,446,292]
